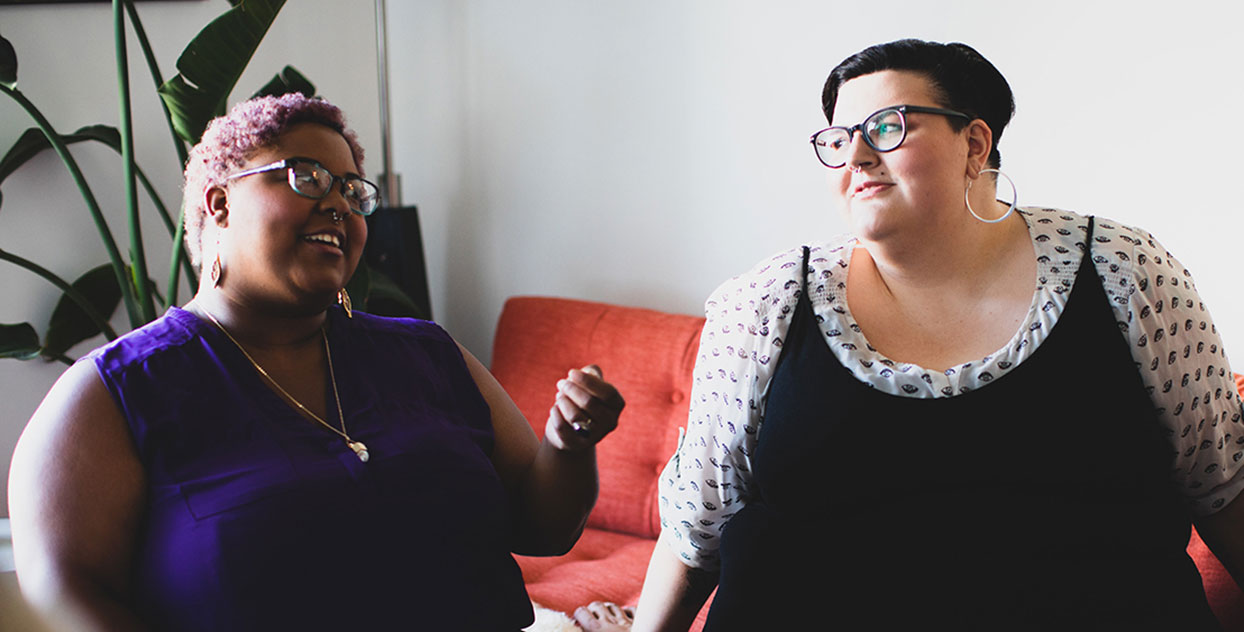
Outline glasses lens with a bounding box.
[865,109,905,152]
[288,161,333,198]
[813,128,852,168]
[343,178,380,215]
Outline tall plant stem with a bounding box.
[115,0,155,323]
[123,0,188,167]
[0,83,138,325]
[85,139,198,293]
[46,352,75,367]
[167,214,193,309]
[123,0,199,304]
[0,248,119,341]
[123,0,196,305]
[133,168,197,290]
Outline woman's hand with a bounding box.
[457,343,625,554]
[544,365,625,451]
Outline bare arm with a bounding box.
[8,360,148,631]
[630,530,719,632]
[456,343,624,555]
[1194,492,1244,591]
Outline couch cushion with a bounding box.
[515,529,713,632]
[492,296,705,538]
[1189,526,1244,630]
[516,528,653,614]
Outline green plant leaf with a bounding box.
[0,322,40,360]
[43,264,123,359]
[157,0,287,144]
[344,259,371,312]
[0,125,121,186]
[0,128,47,186]
[365,266,430,320]
[69,124,122,149]
[252,65,315,99]
[0,33,16,89]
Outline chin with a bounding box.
[308,285,344,304]
[847,207,894,241]
[287,280,345,309]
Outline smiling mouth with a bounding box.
[853,182,893,197]
[304,233,343,249]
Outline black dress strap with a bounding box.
[771,246,814,380]
[1084,215,1097,257]
[799,245,811,293]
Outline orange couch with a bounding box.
[490,295,1244,630]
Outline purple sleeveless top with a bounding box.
[91,306,534,631]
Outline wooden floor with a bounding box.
[1,519,54,631]
[1,570,54,631]
[1,518,11,573]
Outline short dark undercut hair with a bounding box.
[822,39,1015,168]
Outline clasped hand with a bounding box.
[545,365,624,451]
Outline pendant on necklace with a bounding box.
[348,440,370,463]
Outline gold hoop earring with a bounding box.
[966,168,1017,224]
[338,288,353,318]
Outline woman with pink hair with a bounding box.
[9,93,624,631]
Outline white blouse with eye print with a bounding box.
[658,207,1244,571]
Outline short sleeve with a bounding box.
[1103,221,1244,516]
[656,247,804,569]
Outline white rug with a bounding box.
[524,602,582,632]
[0,519,13,573]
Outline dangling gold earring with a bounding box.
[210,235,223,288]
[210,253,223,287]
[207,197,230,288]
[338,288,353,318]
[209,221,224,288]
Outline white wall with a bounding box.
[385,0,1244,378]
[0,0,381,516]
[3,0,1243,515]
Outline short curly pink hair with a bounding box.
[181,93,366,271]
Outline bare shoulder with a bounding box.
[452,341,539,488]
[9,359,146,604]
[12,359,136,477]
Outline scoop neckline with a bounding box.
[831,208,1049,379]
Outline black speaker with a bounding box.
[362,205,432,320]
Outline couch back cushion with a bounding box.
[491,296,705,539]
[1191,374,1244,630]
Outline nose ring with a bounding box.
[330,210,344,223]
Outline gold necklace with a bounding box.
[201,309,370,463]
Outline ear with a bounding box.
[964,119,994,179]
[204,186,229,227]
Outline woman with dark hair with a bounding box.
[9,93,625,631]
[577,39,1244,631]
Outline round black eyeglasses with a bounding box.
[227,157,381,215]
[810,104,971,169]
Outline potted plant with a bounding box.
[0,0,425,365]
